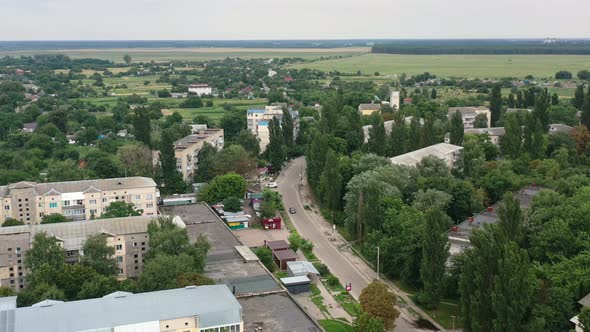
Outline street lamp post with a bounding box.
[451,315,456,332]
[376,246,380,281]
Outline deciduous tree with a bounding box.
[359,281,400,330]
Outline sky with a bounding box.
[0,0,587,40]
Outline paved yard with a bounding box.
[233,227,290,248]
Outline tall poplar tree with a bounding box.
[367,113,387,156]
[319,150,342,223]
[158,128,185,195]
[501,114,522,158]
[267,117,286,173]
[420,209,451,309]
[449,111,464,146]
[574,85,585,110]
[490,84,503,126]
[281,109,294,147]
[132,107,152,148]
[389,112,407,156]
[582,88,590,128]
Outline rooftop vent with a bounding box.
[185,285,197,289]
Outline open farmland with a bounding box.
[0,47,369,62]
[288,53,590,79]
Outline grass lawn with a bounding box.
[418,299,464,330]
[2,47,369,62]
[318,319,354,332]
[289,53,590,79]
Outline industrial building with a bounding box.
[389,143,464,170]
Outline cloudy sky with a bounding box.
[0,0,587,40]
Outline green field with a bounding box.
[0,47,369,62]
[289,53,590,79]
[318,319,354,332]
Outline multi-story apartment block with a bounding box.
[0,215,158,291]
[0,177,159,224]
[0,285,243,332]
[448,106,491,129]
[247,105,299,152]
[173,128,224,181]
[390,143,464,170]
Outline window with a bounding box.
[76,199,84,205]
[63,200,70,206]
[115,244,123,250]
[146,203,154,209]
[118,268,123,275]
[116,256,123,263]
[133,195,141,201]
[49,202,58,208]
[102,198,108,203]
[146,194,153,200]
[89,199,97,205]
[90,209,97,215]
[4,205,9,211]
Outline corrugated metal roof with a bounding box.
[280,276,310,285]
[287,261,320,275]
[11,285,241,332]
[390,143,463,167]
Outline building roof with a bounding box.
[579,292,590,307]
[22,122,37,130]
[188,83,210,88]
[389,143,463,167]
[448,106,490,114]
[287,261,320,275]
[247,109,265,114]
[548,123,574,134]
[0,177,156,198]
[358,103,381,111]
[235,246,259,262]
[280,276,311,286]
[449,185,544,242]
[173,129,223,150]
[258,121,269,126]
[274,249,298,261]
[506,108,533,114]
[464,127,506,136]
[1,285,242,332]
[266,240,289,251]
[0,216,156,251]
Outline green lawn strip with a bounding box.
[318,319,354,332]
[311,294,329,317]
[415,298,464,330]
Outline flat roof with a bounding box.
[448,106,489,114]
[465,127,506,136]
[390,143,463,167]
[267,240,289,251]
[287,261,320,275]
[174,130,223,150]
[3,285,241,332]
[235,246,259,262]
[281,276,311,285]
[0,216,155,251]
[274,249,298,261]
[0,177,156,197]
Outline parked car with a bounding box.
[267,182,278,188]
[289,207,296,214]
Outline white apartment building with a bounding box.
[0,177,159,224]
[187,83,212,96]
[247,105,299,152]
[390,91,400,110]
[390,143,464,170]
[173,129,224,181]
[448,106,491,129]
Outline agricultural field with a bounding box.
[288,53,590,79]
[173,99,267,124]
[1,47,369,62]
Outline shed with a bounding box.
[280,276,311,294]
[274,249,298,270]
[262,217,281,230]
[225,216,249,230]
[266,240,289,251]
[287,261,320,282]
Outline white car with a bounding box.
[266,182,278,188]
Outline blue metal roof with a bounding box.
[258,121,269,126]
[247,109,265,114]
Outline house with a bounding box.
[358,103,381,116]
[21,122,37,133]
[571,293,590,332]
[390,143,464,170]
[287,261,320,283]
[247,106,299,152]
[172,129,225,181]
[448,106,491,129]
[0,177,159,224]
[448,185,543,255]
[116,129,128,137]
[464,127,506,145]
[187,83,212,96]
[284,76,294,82]
[0,215,158,290]
[0,285,243,332]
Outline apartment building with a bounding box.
[358,103,381,116]
[448,185,543,255]
[0,285,243,332]
[390,143,464,170]
[173,128,224,181]
[187,83,212,96]
[0,177,159,224]
[448,106,491,129]
[247,105,299,152]
[0,216,158,291]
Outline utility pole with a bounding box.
[451,315,456,332]
[376,246,380,280]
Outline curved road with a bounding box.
[277,157,443,332]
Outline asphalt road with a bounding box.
[277,157,441,332]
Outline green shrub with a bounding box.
[327,275,341,288]
[255,247,275,272]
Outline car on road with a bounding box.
[289,207,296,214]
[267,182,278,188]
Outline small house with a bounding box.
[261,217,281,230]
[266,240,289,252]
